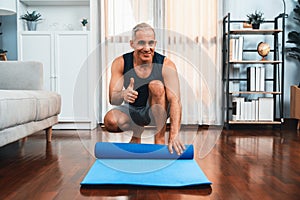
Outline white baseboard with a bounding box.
[53,121,97,130]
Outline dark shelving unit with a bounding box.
[222,13,286,129]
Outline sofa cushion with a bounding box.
[0,61,43,90]
[0,90,37,130]
[24,91,61,121]
[0,90,61,131]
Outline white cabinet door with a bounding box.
[19,31,95,129]
[55,33,91,125]
[19,32,55,91]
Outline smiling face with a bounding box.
[130,28,157,64]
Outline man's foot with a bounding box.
[155,137,165,144]
[129,136,141,144]
[155,133,165,144]
[155,124,166,144]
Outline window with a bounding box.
[102,0,223,125]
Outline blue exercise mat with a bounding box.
[81,142,211,187]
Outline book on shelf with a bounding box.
[244,101,252,121]
[258,97,274,121]
[238,36,244,61]
[247,67,256,91]
[259,67,265,91]
[246,66,265,91]
[229,36,244,61]
[254,99,259,121]
[231,97,274,122]
[229,38,235,60]
[239,100,255,121]
[255,66,261,91]
[232,97,244,121]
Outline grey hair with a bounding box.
[132,23,155,40]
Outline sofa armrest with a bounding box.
[0,61,43,90]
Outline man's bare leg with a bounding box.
[129,125,144,143]
[104,110,131,132]
[104,109,145,143]
[155,123,166,144]
[148,80,168,144]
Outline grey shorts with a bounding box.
[113,103,170,126]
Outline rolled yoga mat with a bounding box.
[94,142,194,159]
[81,142,211,187]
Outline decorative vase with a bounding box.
[27,21,37,31]
[252,23,260,29]
[82,26,87,31]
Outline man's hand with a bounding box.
[123,78,138,103]
[168,137,186,155]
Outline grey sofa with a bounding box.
[0,61,61,147]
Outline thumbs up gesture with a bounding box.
[128,77,135,90]
[123,78,138,103]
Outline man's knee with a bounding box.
[104,110,130,132]
[149,80,165,97]
[104,112,119,132]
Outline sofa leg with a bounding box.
[46,127,52,142]
[297,120,300,130]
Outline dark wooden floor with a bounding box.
[1,125,300,200]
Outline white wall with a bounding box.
[224,0,285,19]
[224,0,300,118]
[2,0,299,118]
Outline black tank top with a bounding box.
[123,51,165,107]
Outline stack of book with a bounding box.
[229,36,244,61]
[247,66,265,91]
[232,97,274,121]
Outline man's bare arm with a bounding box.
[109,56,138,105]
[109,56,125,105]
[162,58,185,155]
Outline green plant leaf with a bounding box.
[20,10,42,22]
[246,10,264,24]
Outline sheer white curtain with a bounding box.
[100,0,155,122]
[163,0,223,124]
[99,0,223,125]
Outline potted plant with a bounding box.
[81,18,88,31]
[20,11,42,31]
[286,0,300,63]
[247,10,265,29]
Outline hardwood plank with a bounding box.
[1,127,300,199]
